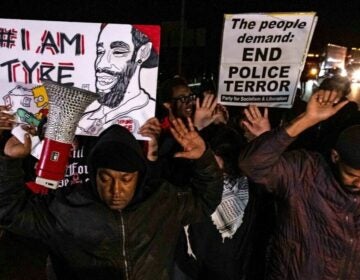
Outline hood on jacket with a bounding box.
[87,124,148,208]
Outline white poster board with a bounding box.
[0,18,160,139]
[218,12,317,108]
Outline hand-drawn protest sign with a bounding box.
[0,18,160,139]
[218,12,317,108]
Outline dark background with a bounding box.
[1,0,359,82]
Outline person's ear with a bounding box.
[331,149,340,164]
[136,42,152,65]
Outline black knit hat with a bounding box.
[335,125,360,169]
[88,125,146,175]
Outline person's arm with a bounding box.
[169,118,223,225]
[0,130,55,240]
[239,90,349,193]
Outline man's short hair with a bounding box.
[318,76,351,97]
[335,125,360,169]
[158,76,189,104]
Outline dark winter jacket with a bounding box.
[175,183,276,280]
[0,126,222,280]
[239,127,360,280]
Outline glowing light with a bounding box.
[309,67,318,76]
[352,69,360,82]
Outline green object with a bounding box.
[16,108,41,127]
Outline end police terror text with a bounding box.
[223,47,291,92]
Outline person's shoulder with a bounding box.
[53,183,96,206]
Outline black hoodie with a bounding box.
[0,125,223,280]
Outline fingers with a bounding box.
[138,118,161,138]
[264,107,269,119]
[169,118,187,143]
[186,117,195,132]
[174,118,189,134]
[244,105,265,122]
[244,107,255,123]
[169,118,196,145]
[251,105,262,119]
[21,124,37,136]
[0,105,15,130]
[196,97,200,110]
[315,89,342,105]
[23,133,32,151]
[241,120,251,130]
[201,94,216,109]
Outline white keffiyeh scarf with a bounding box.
[184,175,249,258]
[211,175,249,241]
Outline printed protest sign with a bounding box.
[218,12,317,108]
[0,18,160,139]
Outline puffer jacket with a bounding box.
[0,126,222,280]
[239,128,360,280]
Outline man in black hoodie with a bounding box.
[0,118,222,280]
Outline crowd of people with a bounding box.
[0,73,359,280]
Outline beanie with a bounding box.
[335,125,360,169]
[91,142,145,174]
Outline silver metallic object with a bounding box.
[35,80,98,189]
[42,80,98,143]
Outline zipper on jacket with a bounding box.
[120,212,130,280]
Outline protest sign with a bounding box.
[218,12,317,108]
[0,18,160,139]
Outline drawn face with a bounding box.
[95,24,138,108]
[32,86,49,108]
[96,168,138,211]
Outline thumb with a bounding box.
[333,99,349,112]
[241,120,252,130]
[23,133,32,152]
[163,102,175,120]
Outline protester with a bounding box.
[239,89,360,279]
[175,123,276,280]
[157,76,227,185]
[0,117,223,279]
[0,105,48,280]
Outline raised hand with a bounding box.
[0,105,15,132]
[170,118,206,159]
[213,104,229,125]
[138,117,162,161]
[305,89,349,122]
[241,105,271,139]
[285,89,350,137]
[193,93,218,130]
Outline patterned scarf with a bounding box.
[184,176,249,258]
[211,176,249,241]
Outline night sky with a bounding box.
[1,0,359,49]
[0,0,359,77]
